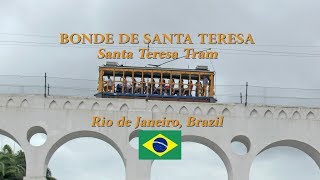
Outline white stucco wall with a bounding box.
[0,94,319,180]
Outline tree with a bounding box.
[0,144,56,180]
[0,145,25,180]
[46,168,56,180]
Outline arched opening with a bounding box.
[151,105,162,120]
[27,126,47,147]
[250,140,320,180]
[231,135,250,155]
[0,130,25,179]
[129,129,139,150]
[179,106,189,115]
[46,131,125,180]
[151,136,230,180]
[120,104,129,118]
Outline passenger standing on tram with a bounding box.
[137,79,143,94]
[203,76,209,97]
[131,77,136,94]
[107,76,113,92]
[134,79,141,94]
[195,80,200,97]
[123,77,128,93]
[151,78,155,94]
[199,82,203,96]
[184,80,193,96]
[164,79,170,95]
[136,79,141,94]
[178,80,184,96]
[161,79,166,95]
[117,77,123,93]
[169,78,175,95]
[154,79,160,95]
[142,78,146,94]
[172,79,179,95]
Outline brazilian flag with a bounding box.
[139,130,181,160]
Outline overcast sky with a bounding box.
[1,0,320,179]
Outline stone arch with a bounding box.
[27,126,47,143]
[264,110,273,119]
[179,106,189,115]
[63,101,72,110]
[129,129,140,150]
[193,107,202,116]
[45,131,125,175]
[207,107,216,116]
[20,99,29,108]
[106,102,114,111]
[231,135,251,155]
[292,111,301,120]
[152,105,161,119]
[250,109,258,118]
[6,98,14,108]
[129,129,140,142]
[120,104,129,118]
[307,111,316,120]
[222,108,231,117]
[151,105,160,113]
[165,105,174,114]
[77,101,86,110]
[278,110,287,119]
[255,140,320,169]
[91,102,100,111]
[120,104,129,112]
[49,100,58,109]
[181,135,233,180]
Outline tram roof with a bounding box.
[99,64,215,74]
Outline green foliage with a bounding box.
[46,169,56,180]
[0,144,56,180]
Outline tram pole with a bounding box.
[245,82,248,106]
[48,84,50,96]
[44,72,47,98]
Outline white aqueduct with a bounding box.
[0,94,319,180]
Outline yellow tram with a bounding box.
[95,62,217,103]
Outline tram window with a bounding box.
[152,73,161,95]
[129,73,135,94]
[170,74,179,96]
[103,75,114,93]
[113,71,123,93]
[160,73,169,95]
[143,72,152,94]
[177,74,186,96]
[200,75,209,97]
[134,74,142,94]
[149,76,155,95]
[189,79,196,97]
[124,74,131,94]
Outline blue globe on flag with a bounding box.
[153,138,168,152]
